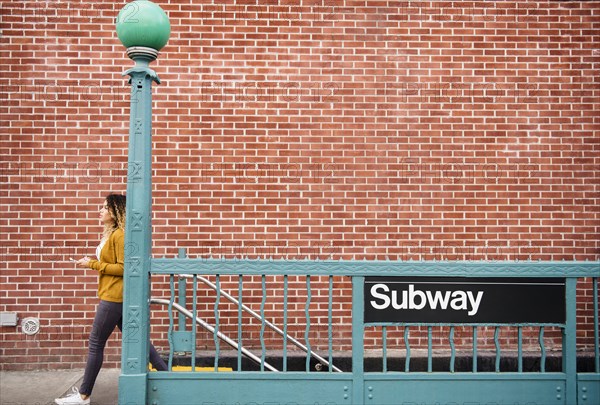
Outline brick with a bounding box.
[0,0,598,370]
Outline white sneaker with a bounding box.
[55,387,90,405]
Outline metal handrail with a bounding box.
[150,298,279,372]
[181,274,343,372]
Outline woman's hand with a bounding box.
[76,257,91,268]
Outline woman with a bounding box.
[55,194,167,405]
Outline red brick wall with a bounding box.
[1,0,599,370]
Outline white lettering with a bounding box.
[369,283,484,316]
[370,284,390,310]
[467,291,484,316]
[391,290,407,309]
[425,290,451,310]
[450,291,468,311]
[409,284,426,310]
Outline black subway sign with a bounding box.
[364,277,565,324]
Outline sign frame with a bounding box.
[364,276,566,324]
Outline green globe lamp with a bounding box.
[116,0,170,68]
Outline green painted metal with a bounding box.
[472,326,477,372]
[305,275,312,372]
[427,326,432,372]
[351,277,365,404]
[449,326,456,372]
[191,274,197,371]
[176,250,186,332]
[259,275,266,372]
[147,373,353,405]
[518,326,523,373]
[283,275,288,372]
[167,275,174,370]
[328,276,334,373]
[578,374,600,404]
[364,373,567,404]
[595,278,599,373]
[404,326,410,372]
[151,258,600,276]
[126,240,599,405]
[540,326,546,372]
[565,278,578,405]
[116,2,170,401]
[177,277,185,331]
[170,250,193,354]
[237,275,243,372]
[494,326,501,372]
[118,59,158,405]
[124,226,599,405]
[382,326,387,373]
[213,275,221,371]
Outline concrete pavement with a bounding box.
[0,368,120,405]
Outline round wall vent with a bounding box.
[21,317,40,335]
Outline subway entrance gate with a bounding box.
[122,259,599,405]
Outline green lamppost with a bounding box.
[115,1,170,403]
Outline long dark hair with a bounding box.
[103,194,126,239]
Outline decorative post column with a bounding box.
[115,1,170,404]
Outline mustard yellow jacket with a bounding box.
[87,228,124,303]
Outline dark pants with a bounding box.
[80,300,168,396]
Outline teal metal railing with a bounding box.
[130,259,599,404]
[149,259,599,373]
[167,271,344,372]
[372,324,569,373]
[155,272,343,373]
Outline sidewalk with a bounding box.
[0,368,119,405]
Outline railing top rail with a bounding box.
[150,258,600,277]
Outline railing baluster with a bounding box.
[328,275,333,373]
[237,275,243,372]
[539,326,546,373]
[449,326,455,372]
[191,275,197,372]
[494,326,501,372]
[283,275,288,372]
[177,250,187,334]
[351,276,365,403]
[382,326,387,373]
[214,275,221,371]
[260,275,267,372]
[517,326,523,373]
[305,275,312,372]
[564,278,578,405]
[167,274,175,371]
[594,277,599,373]
[177,277,186,332]
[427,326,432,372]
[472,326,477,373]
[404,326,410,372]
